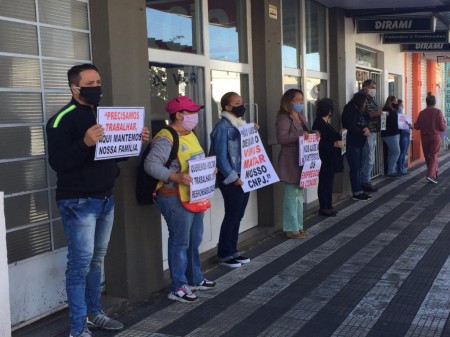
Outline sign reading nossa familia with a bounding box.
[95,107,145,160]
[237,123,279,192]
[357,16,436,33]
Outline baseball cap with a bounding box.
[165,96,204,114]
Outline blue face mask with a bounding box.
[292,102,304,113]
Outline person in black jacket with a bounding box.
[46,64,149,337]
[312,98,343,216]
[381,96,401,177]
[341,92,372,201]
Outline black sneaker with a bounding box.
[219,258,242,268]
[234,256,251,264]
[352,193,371,201]
[362,183,378,192]
[191,278,216,291]
[168,285,198,303]
[86,312,123,331]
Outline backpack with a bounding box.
[135,126,179,205]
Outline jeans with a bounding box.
[382,135,401,175]
[217,182,250,261]
[282,183,304,232]
[57,197,115,336]
[155,194,204,292]
[362,132,377,183]
[397,131,410,173]
[318,170,334,210]
[346,144,364,194]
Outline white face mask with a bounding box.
[368,88,376,97]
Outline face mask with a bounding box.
[292,102,304,113]
[368,89,376,98]
[180,113,198,131]
[76,86,103,105]
[398,106,404,114]
[231,105,246,118]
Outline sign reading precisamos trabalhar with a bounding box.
[95,107,144,160]
[238,123,279,192]
[189,156,216,202]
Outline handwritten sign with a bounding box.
[341,129,347,155]
[188,156,216,202]
[398,114,411,130]
[95,107,144,160]
[380,111,387,131]
[299,134,321,187]
[238,123,279,192]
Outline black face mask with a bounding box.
[231,105,246,118]
[77,86,103,105]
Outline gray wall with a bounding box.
[89,0,165,303]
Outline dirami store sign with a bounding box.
[357,16,435,33]
[401,43,450,51]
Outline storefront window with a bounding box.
[146,0,203,54]
[356,47,378,68]
[283,75,301,92]
[306,78,327,127]
[282,0,300,69]
[211,70,250,125]
[208,0,247,62]
[149,62,206,148]
[305,0,327,72]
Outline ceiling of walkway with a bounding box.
[316,0,450,30]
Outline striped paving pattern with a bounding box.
[113,152,450,337]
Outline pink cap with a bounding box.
[165,96,204,114]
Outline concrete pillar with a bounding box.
[412,53,423,161]
[89,0,165,303]
[251,0,284,229]
[0,192,12,336]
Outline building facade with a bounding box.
[0,0,443,329]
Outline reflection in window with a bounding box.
[211,70,250,125]
[208,0,247,62]
[149,62,206,148]
[282,0,300,69]
[356,47,377,68]
[305,0,327,72]
[146,0,203,54]
[283,75,301,93]
[306,78,327,127]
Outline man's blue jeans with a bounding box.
[362,132,377,183]
[382,135,400,175]
[346,144,364,194]
[57,197,114,336]
[155,194,204,292]
[217,182,250,262]
[397,131,410,173]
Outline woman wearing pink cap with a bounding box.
[145,95,216,303]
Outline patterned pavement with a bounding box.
[16,151,450,337]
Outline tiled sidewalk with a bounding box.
[17,151,450,337]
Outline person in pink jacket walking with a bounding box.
[414,92,446,184]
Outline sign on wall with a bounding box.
[357,16,436,33]
[401,43,450,52]
[383,31,449,44]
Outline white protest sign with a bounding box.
[298,133,321,188]
[341,129,347,155]
[95,107,144,160]
[298,133,320,166]
[189,156,216,202]
[398,114,411,130]
[238,123,279,193]
[380,111,387,131]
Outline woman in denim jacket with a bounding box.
[210,92,251,268]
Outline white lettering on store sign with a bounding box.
[375,20,412,30]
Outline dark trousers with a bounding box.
[318,170,334,210]
[217,182,250,260]
[346,144,364,194]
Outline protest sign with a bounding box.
[340,129,347,155]
[95,107,144,160]
[398,114,411,130]
[298,133,321,188]
[380,111,387,131]
[188,156,216,202]
[238,123,279,193]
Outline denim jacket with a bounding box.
[209,115,243,185]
